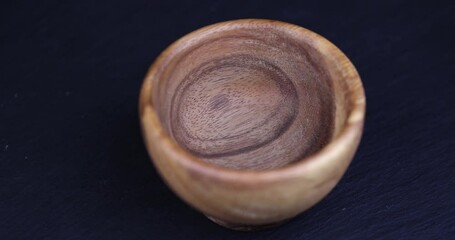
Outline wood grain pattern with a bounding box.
[140,19,366,230]
[153,25,335,170]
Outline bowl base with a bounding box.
[206,215,289,231]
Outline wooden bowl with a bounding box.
[139,19,365,230]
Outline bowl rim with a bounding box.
[140,19,366,183]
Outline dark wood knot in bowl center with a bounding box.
[159,25,336,170]
[171,55,298,159]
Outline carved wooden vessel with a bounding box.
[140,19,366,230]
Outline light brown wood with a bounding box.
[140,19,366,230]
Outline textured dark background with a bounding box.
[1,0,454,239]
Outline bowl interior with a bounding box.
[151,22,346,170]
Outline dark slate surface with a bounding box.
[1,0,454,239]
